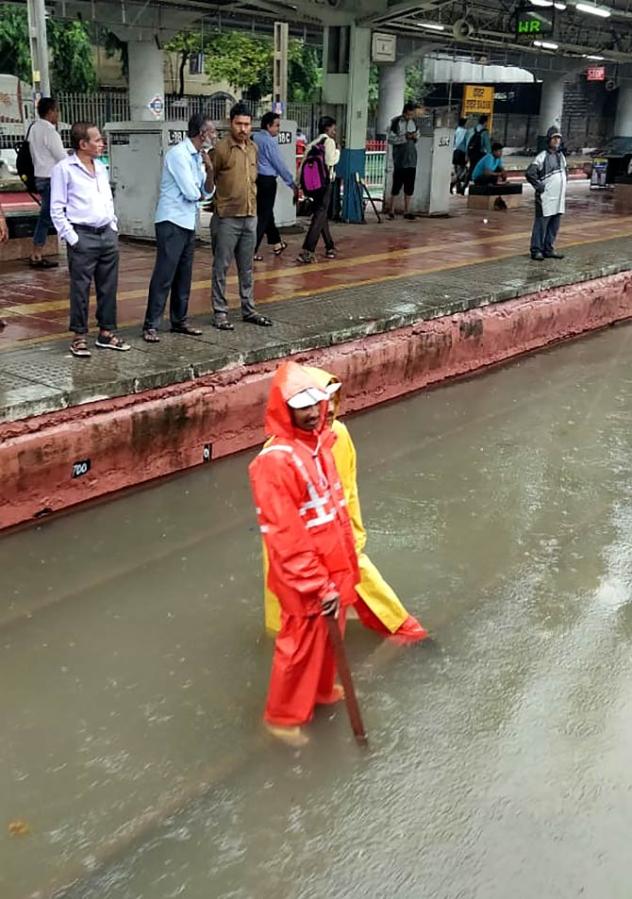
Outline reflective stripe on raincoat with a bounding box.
[249,362,359,619]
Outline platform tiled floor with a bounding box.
[1,184,631,422]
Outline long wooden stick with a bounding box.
[326,616,368,745]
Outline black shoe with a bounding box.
[544,252,565,260]
[531,252,544,261]
[213,316,235,331]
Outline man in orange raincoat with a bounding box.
[264,366,428,643]
[249,361,360,746]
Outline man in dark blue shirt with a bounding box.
[252,112,297,261]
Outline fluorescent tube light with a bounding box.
[575,2,611,16]
[554,2,567,9]
[534,39,560,48]
[530,0,553,6]
[584,53,605,59]
[418,22,446,30]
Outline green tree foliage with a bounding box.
[0,6,32,83]
[0,5,97,92]
[166,29,322,102]
[405,64,426,104]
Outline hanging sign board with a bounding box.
[462,84,495,131]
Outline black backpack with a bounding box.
[15,123,36,194]
[467,128,484,163]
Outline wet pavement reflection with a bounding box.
[3,323,632,898]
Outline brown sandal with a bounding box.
[143,329,160,343]
[70,337,91,358]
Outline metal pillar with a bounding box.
[615,84,632,136]
[273,21,289,114]
[26,0,51,99]
[339,25,371,223]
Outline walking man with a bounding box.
[142,114,215,343]
[384,102,420,220]
[211,102,272,330]
[451,117,469,195]
[249,361,360,746]
[50,122,130,357]
[296,115,340,263]
[28,97,66,268]
[252,112,297,261]
[467,115,492,173]
[526,127,567,261]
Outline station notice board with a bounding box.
[462,85,495,132]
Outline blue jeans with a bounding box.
[33,177,53,248]
[530,213,562,257]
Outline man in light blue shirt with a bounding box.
[252,112,297,260]
[142,113,215,342]
[471,142,506,186]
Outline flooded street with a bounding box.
[3,323,632,899]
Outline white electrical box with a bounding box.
[384,125,453,217]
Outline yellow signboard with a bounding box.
[462,85,495,132]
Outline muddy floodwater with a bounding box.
[3,324,632,899]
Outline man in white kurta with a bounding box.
[526,127,567,261]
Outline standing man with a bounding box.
[252,111,297,261]
[211,102,272,330]
[142,114,215,343]
[28,97,67,268]
[467,115,492,171]
[451,117,469,195]
[0,204,7,243]
[471,142,507,186]
[296,116,340,264]
[51,122,130,357]
[0,203,7,329]
[526,127,567,262]
[384,102,419,221]
[249,361,360,746]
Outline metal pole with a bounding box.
[26,0,51,99]
[273,21,289,113]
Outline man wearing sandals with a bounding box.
[51,122,130,357]
[210,103,272,330]
[142,114,216,344]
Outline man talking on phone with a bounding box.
[142,113,216,343]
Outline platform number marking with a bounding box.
[278,131,292,145]
[72,459,91,479]
[203,444,213,463]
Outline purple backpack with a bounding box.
[300,138,329,195]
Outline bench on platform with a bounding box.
[0,212,58,263]
[468,182,523,211]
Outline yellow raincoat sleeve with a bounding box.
[331,420,367,554]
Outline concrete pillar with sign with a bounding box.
[129,39,165,122]
[322,24,372,222]
[537,76,564,151]
[615,84,632,136]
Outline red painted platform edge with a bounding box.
[2,269,632,530]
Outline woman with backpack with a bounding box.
[296,116,340,264]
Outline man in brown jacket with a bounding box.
[211,103,272,330]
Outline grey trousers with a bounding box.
[531,213,562,256]
[67,225,118,334]
[211,215,256,317]
[143,220,195,331]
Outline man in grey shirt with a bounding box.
[385,102,420,221]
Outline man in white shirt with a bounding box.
[28,97,67,268]
[51,121,130,357]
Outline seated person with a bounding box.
[471,142,507,187]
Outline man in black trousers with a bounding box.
[142,114,216,343]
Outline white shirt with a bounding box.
[50,154,117,247]
[302,133,340,178]
[28,118,67,178]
